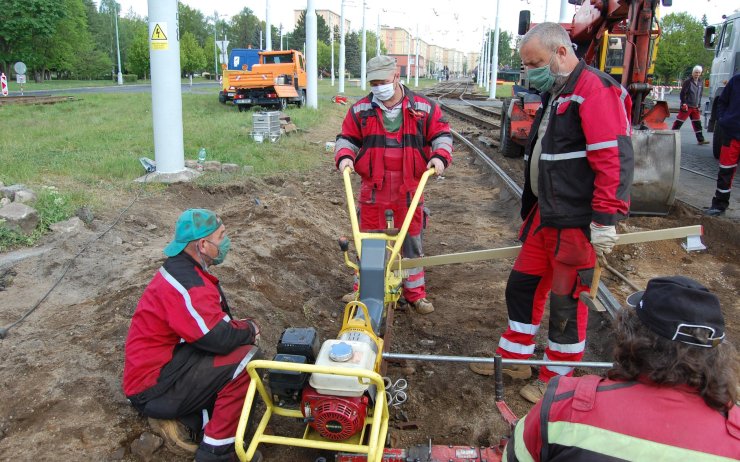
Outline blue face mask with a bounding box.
[206,236,230,265]
[527,54,557,93]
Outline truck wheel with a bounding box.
[296,90,306,108]
[278,98,288,111]
[500,99,524,158]
[713,124,723,160]
[218,91,226,104]
[238,105,247,112]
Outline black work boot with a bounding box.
[195,442,263,462]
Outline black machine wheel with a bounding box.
[278,98,288,111]
[500,99,524,158]
[296,90,306,108]
[713,123,723,160]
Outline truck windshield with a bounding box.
[263,54,294,64]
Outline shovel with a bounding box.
[580,258,607,312]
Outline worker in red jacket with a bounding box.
[470,23,633,404]
[334,55,453,315]
[506,276,740,461]
[123,209,262,462]
[672,65,710,145]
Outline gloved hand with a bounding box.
[427,157,445,175]
[244,318,261,344]
[590,222,618,257]
[681,103,688,112]
[338,158,354,172]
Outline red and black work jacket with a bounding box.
[334,86,453,204]
[123,253,257,397]
[506,375,740,461]
[522,60,633,229]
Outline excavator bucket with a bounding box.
[629,128,681,216]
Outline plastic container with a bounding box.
[309,340,377,397]
[197,148,206,171]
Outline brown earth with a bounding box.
[0,114,738,462]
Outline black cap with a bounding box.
[626,276,725,348]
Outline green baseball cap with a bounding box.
[164,209,223,257]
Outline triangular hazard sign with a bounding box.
[151,24,167,41]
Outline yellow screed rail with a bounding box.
[235,360,389,462]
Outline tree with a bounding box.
[655,12,713,84]
[345,31,362,77]
[292,10,332,48]
[126,30,150,78]
[180,31,206,75]
[179,3,209,46]
[228,8,261,49]
[42,0,94,78]
[0,0,65,76]
[497,31,515,69]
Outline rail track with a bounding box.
[0,95,75,106]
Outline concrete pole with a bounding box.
[265,0,272,51]
[361,0,367,90]
[376,12,381,57]
[339,0,346,93]
[482,31,489,89]
[148,0,184,174]
[414,24,419,87]
[544,0,549,22]
[306,0,318,108]
[114,5,123,85]
[331,30,335,86]
[260,30,263,49]
[406,31,411,85]
[489,0,500,100]
[559,0,570,22]
[478,33,485,87]
[213,12,219,79]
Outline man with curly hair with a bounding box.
[505,276,739,461]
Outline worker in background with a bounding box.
[705,72,740,216]
[334,55,453,315]
[470,23,633,405]
[672,65,710,145]
[123,209,262,462]
[506,276,740,461]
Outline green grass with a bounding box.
[0,77,455,249]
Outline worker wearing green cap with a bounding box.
[123,209,263,462]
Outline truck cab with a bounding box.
[704,10,740,157]
[223,50,307,112]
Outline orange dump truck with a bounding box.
[222,49,307,112]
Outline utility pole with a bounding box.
[360,0,367,90]
[114,4,123,85]
[280,23,283,50]
[306,0,318,108]
[265,0,272,51]
[489,0,500,100]
[339,0,346,93]
[559,0,570,22]
[376,12,381,57]
[213,12,219,80]
[331,29,335,86]
[414,24,419,87]
[406,31,411,85]
[545,0,550,22]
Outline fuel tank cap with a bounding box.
[329,342,353,362]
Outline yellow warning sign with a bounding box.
[150,22,168,50]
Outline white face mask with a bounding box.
[371,82,395,101]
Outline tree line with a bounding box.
[0,1,387,82]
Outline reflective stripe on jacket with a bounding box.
[521,60,633,228]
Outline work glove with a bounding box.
[244,318,261,345]
[427,157,445,175]
[590,222,618,259]
[680,103,688,112]
[338,158,354,172]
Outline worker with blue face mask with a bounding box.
[470,23,634,407]
[334,55,454,315]
[123,208,263,462]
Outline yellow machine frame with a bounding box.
[234,169,435,462]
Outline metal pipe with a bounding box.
[384,352,614,369]
[494,354,504,401]
[603,262,642,291]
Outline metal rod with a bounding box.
[384,353,613,369]
[494,354,504,401]
[603,262,642,291]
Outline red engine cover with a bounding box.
[302,386,369,441]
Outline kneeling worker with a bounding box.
[123,209,262,462]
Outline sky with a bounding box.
[116,0,734,54]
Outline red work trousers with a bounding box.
[671,106,706,142]
[496,207,595,382]
[712,137,740,211]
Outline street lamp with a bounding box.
[114,4,123,85]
